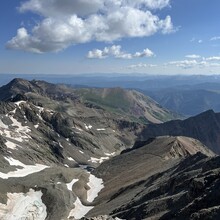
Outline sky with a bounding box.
[1,0,220,75]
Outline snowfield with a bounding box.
[0,157,48,179]
[87,174,104,203]
[89,157,109,164]
[68,173,104,219]
[66,179,79,191]
[0,189,47,220]
[0,113,31,145]
[68,198,93,219]
[5,141,18,150]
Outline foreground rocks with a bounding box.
[86,137,219,220]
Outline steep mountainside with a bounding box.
[86,136,216,219]
[0,78,179,124]
[139,110,220,154]
[75,87,179,123]
[0,79,148,220]
[0,87,145,168]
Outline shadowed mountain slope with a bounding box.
[86,136,216,219]
[138,110,220,154]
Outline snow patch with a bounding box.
[96,128,106,131]
[68,173,104,219]
[67,157,75,162]
[89,157,109,164]
[79,150,84,154]
[5,157,25,167]
[0,157,48,179]
[105,152,116,156]
[0,115,31,143]
[14,101,26,109]
[66,179,78,191]
[87,174,104,203]
[58,141,64,148]
[10,109,16,114]
[5,141,18,150]
[0,189,47,220]
[68,197,93,220]
[84,124,92,130]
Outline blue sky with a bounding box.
[1,0,220,75]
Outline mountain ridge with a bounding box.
[0,78,179,124]
[139,109,220,154]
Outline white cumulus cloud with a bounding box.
[87,45,154,59]
[206,56,220,61]
[210,36,220,41]
[185,54,201,59]
[134,48,154,57]
[6,0,175,53]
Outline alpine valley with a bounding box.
[0,78,220,220]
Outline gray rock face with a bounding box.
[89,152,220,220]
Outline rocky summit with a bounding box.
[0,79,219,220]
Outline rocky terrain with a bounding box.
[0,78,220,220]
[139,110,220,154]
[92,151,220,220]
[87,136,216,219]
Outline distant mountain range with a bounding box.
[2,74,220,88]
[2,74,220,117]
[143,87,220,116]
